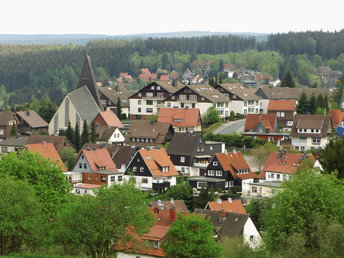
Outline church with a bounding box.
[48,56,102,135]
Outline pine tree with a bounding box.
[214,76,218,86]
[308,93,317,114]
[324,95,329,111]
[297,91,308,114]
[208,77,214,86]
[116,97,123,120]
[73,123,81,151]
[66,122,74,145]
[218,59,224,71]
[10,125,17,136]
[81,119,89,147]
[218,74,223,84]
[316,94,324,109]
[90,121,97,144]
[281,70,296,88]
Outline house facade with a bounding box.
[0,110,17,141]
[95,126,125,144]
[164,85,230,118]
[124,147,178,192]
[129,81,183,119]
[15,110,48,134]
[98,85,132,117]
[166,132,224,176]
[267,99,296,129]
[291,115,332,151]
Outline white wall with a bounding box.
[117,252,154,258]
[243,217,262,249]
[291,136,329,151]
[260,99,269,114]
[129,99,158,116]
[265,172,290,181]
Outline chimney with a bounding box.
[26,110,30,116]
[219,208,226,223]
[228,198,232,203]
[217,199,222,204]
[157,199,162,206]
[172,78,177,87]
[170,207,176,223]
[115,85,119,91]
[170,198,174,205]
[278,150,282,159]
[233,149,237,154]
[87,147,91,151]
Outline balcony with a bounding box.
[152,181,171,192]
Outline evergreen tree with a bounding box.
[297,91,308,114]
[308,93,317,114]
[66,122,74,145]
[316,94,324,109]
[214,76,218,86]
[208,77,214,86]
[10,125,17,136]
[90,121,97,144]
[324,95,329,111]
[73,123,81,151]
[81,119,89,147]
[116,97,123,120]
[218,59,224,71]
[281,70,296,88]
[161,53,169,69]
[218,74,223,84]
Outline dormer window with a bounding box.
[162,166,169,172]
[99,166,105,170]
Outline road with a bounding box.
[213,119,246,135]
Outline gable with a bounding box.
[125,151,153,177]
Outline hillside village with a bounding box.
[1,54,344,257]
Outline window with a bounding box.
[142,178,148,184]
[287,121,293,126]
[189,95,197,101]
[277,174,280,180]
[244,101,247,106]
[146,108,153,113]
[250,235,254,241]
[157,86,161,90]
[146,92,153,97]
[248,100,254,105]
[179,94,187,100]
[140,167,144,172]
[162,166,169,172]
[79,163,82,168]
[101,176,106,182]
[138,100,142,105]
[118,176,122,181]
[111,176,115,182]
[157,93,164,98]
[229,181,234,187]
[133,166,137,172]
[197,182,207,188]
[312,138,321,144]
[84,163,87,169]
[138,92,142,97]
[216,170,223,176]
[180,156,185,163]
[0,129,4,135]
[153,241,159,249]
[208,170,214,176]
[271,173,275,178]
[146,100,153,105]
[88,175,91,180]
[138,108,141,113]
[81,154,84,159]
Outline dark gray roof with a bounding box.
[194,209,249,238]
[0,110,15,126]
[98,85,131,108]
[187,84,228,103]
[0,136,29,146]
[167,133,216,156]
[95,126,118,141]
[218,83,260,101]
[188,176,225,183]
[16,110,48,128]
[256,87,333,100]
[68,86,101,124]
[107,145,137,165]
[291,114,332,138]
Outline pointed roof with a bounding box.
[77,55,102,108]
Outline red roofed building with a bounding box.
[139,73,158,82]
[93,111,123,128]
[242,114,288,143]
[116,207,189,257]
[188,151,260,192]
[158,108,202,133]
[26,142,67,171]
[255,74,272,84]
[125,147,178,192]
[206,198,246,214]
[73,147,122,187]
[141,68,151,74]
[267,99,296,129]
[159,75,170,81]
[329,109,344,136]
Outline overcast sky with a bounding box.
[1,0,343,35]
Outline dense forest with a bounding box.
[1,30,344,107]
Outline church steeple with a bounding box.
[77,55,102,108]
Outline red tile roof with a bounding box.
[119,72,128,76]
[138,148,178,177]
[255,74,272,81]
[268,99,296,112]
[27,142,67,171]
[139,73,157,82]
[150,200,188,213]
[159,75,170,81]
[81,148,117,172]
[158,108,201,128]
[329,109,344,128]
[207,199,246,214]
[141,68,151,74]
[98,111,123,128]
[261,152,316,177]
[214,151,257,180]
[244,114,277,133]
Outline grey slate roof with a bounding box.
[16,110,48,128]
[194,209,250,238]
[68,86,101,124]
[256,87,332,100]
[218,83,260,101]
[98,85,131,108]
[107,145,137,165]
[0,136,29,146]
[187,84,229,103]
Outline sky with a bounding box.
[1,0,343,35]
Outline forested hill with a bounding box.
[0,30,344,107]
[0,31,268,45]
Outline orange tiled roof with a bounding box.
[207,199,246,214]
[244,114,277,132]
[98,111,123,128]
[27,142,67,171]
[82,148,117,172]
[139,148,178,177]
[261,152,316,178]
[158,108,201,128]
[214,152,257,180]
[329,109,344,128]
[268,99,296,112]
[159,75,170,81]
[256,74,272,81]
